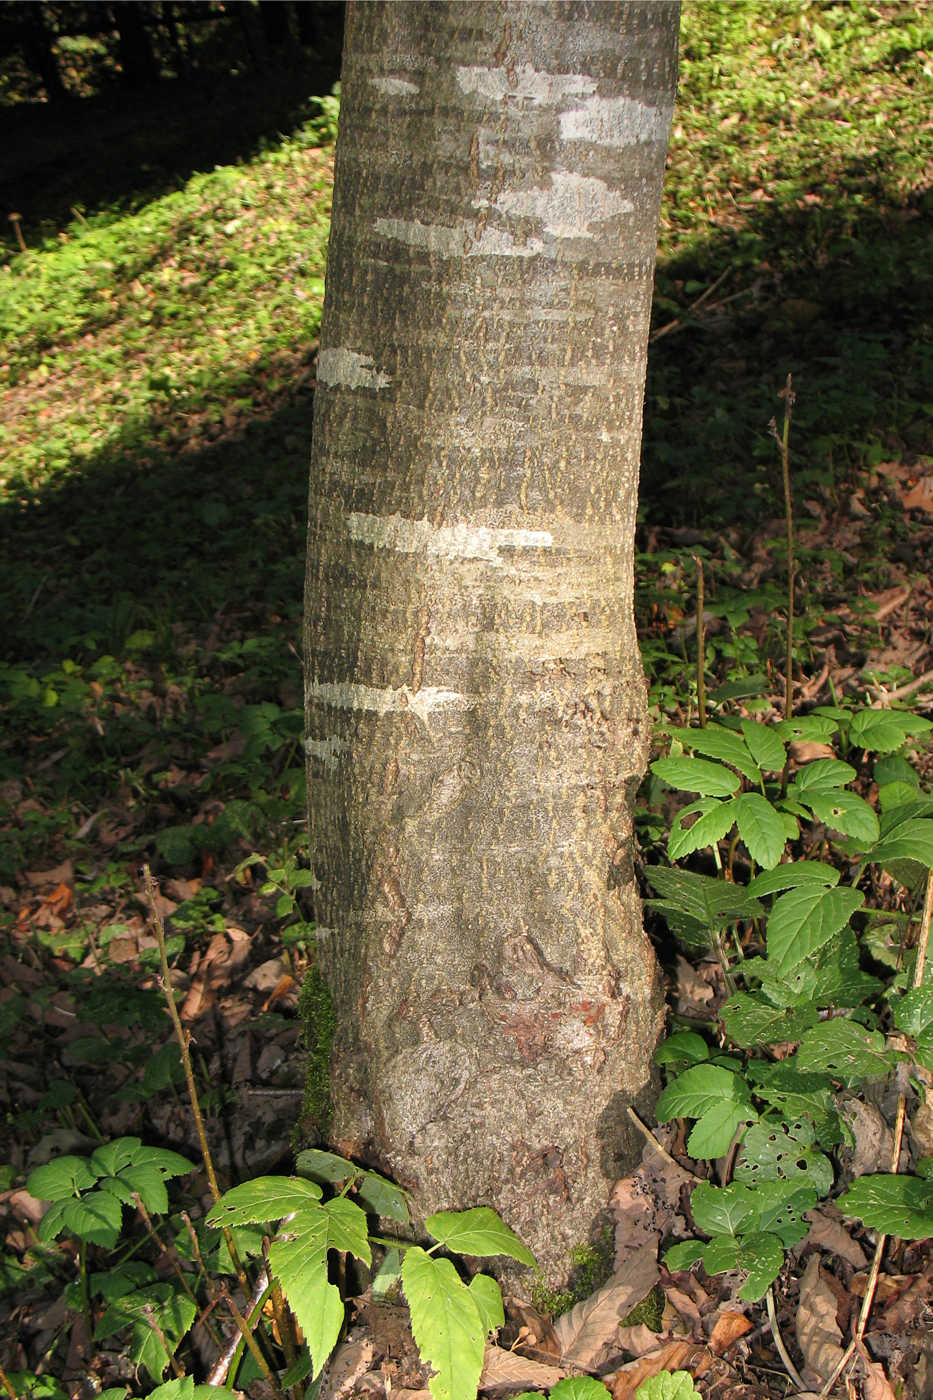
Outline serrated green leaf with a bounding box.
[669,724,761,781]
[891,988,933,1036]
[269,1210,344,1378]
[791,759,856,792]
[747,862,839,897]
[651,756,741,797]
[27,1155,97,1202]
[766,885,864,975]
[117,1163,169,1215]
[206,1175,322,1229]
[129,1145,194,1179]
[402,1247,485,1400]
[668,796,738,860]
[147,1381,229,1399]
[721,992,819,1048]
[733,792,787,869]
[323,1196,371,1266]
[425,1206,535,1267]
[793,1021,893,1084]
[90,1138,142,1178]
[656,1064,753,1126]
[646,867,762,927]
[95,1284,196,1384]
[740,720,786,772]
[97,1175,136,1207]
[775,716,838,743]
[635,1371,700,1400]
[687,1101,755,1158]
[849,709,933,754]
[654,1031,710,1065]
[748,1179,818,1246]
[664,1240,705,1270]
[60,1190,123,1247]
[838,1174,933,1238]
[689,1181,756,1237]
[869,818,933,871]
[734,1233,785,1301]
[468,1273,504,1335]
[801,790,880,845]
[294,1148,358,1184]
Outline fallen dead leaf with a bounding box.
[796,1254,846,1387]
[862,1358,897,1400]
[25,860,74,888]
[803,1207,868,1268]
[607,1339,697,1399]
[708,1310,752,1355]
[480,1342,565,1389]
[616,1323,662,1356]
[554,1240,659,1369]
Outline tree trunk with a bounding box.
[305,0,678,1285]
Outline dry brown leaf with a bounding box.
[616,1323,662,1356]
[841,1098,892,1176]
[708,1310,752,1355]
[480,1342,565,1388]
[607,1340,696,1399]
[179,926,251,1020]
[317,1337,375,1400]
[788,741,836,764]
[25,860,74,887]
[803,1207,868,1268]
[662,1285,703,1327]
[554,1240,659,1369]
[506,1299,562,1360]
[861,1359,897,1400]
[796,1254,846,1386]
[909,1099,933,1157]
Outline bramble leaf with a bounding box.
[651,756,741,797]
[402,1247,486,1400]
[801,790,879,845]
[766,885,864,975]
[669,724,761,781]
[668,796,738,860]
[269,1208,343,1378]
[206,1176,322,1228]
[838,1174,933,1238]
[793,1021,893,1084]
[720,992,819,1049]
[746,861,839,896]
[732,792,787,869]
[425,1207,535,1267]
[740,720,786,771]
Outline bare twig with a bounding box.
[866,668,933,707]
[627,1106,703,1181]
[766,1286,806,1391]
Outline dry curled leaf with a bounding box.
[796,1255,846,1386]
[554,1240,659,1369]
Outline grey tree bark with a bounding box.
[304,0,679,1285]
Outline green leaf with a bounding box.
[705,1232,784,1301]
[775,716,838,743]
[734,1120,834,1197]
[747,861,839,896]
[356,1171,411,1224]
[94,1284,196,1384]
[793,1020,893,1084]
[654,1031,710,1065]
[733,792,787,869]
[740,720,786,772]
[269,1209,344,1378]
[206,1175,322,1229]
[116,1164,169,1215]
[635,1372,700,1400]
[60,1190,124,1247]
[838,1174,933,1239]
[891,988,933,1036]
[849,709,932,754]
[27,1155,98,1202]
[766,885,864,976]
[669,724,761,781]
[645,867,762,928]
[402,1247,485,1400]
[90,1138,142,1178]
[467,1273,504,1335]
[746,1179,818,1246]
[294,1148,359,1184]
[656,1064,752,1125]
[869,818,933,870]
[689,1181,756,1236]
[720,992,819,1049]
[651,756,741,797]
[323,1196,371,1266]
[750,1064,839,1136]
[550,1380,614,1400]
[800,790,880,845]
[147,1382,229,1399]
[687,1102,755,1159]
[668,796,738,860]
[791,759,856,792]
[425,1207,535,1267]
[663,1240,705,1270]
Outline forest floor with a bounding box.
[1,3,932,1397]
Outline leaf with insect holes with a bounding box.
[669,724,761,781]
[689,1181,757,1237]
[732,792,787,868]
[740,719,786,771]
[838,1175,933,1238]
[205,1175,322,1229]
[651,756,741,797]
[702,1231,784,1301]
[402,1247,486,1400]
[734,1119,834,1196]
[646,867,762,927]
[799,789,880,845]
[744,1178,818,1246]
[668,796,738,859]
[95,1283,196,1383]
[747,861,839,897]
[793,1020,893,1085]
[425,1207,536,1267]
[765,885,864,976]
[720,991,819,1049]
[776,715,839,744]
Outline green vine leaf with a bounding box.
[740,719,786,772]
[402,1247,486,1400]
[323,1196,371,1267]
[720,992,819,1049]
[689,1181,757,1236]
[838,1174,933,1238]
[467,1273,505,1335]
[799,790,879,845]
[269,1208,344,1378]
[793,1021,894,1085]
[635,1371,701,1400]
[27,1156,97,1202]
[656,1065,756,1157]
[734,1120,834,1197]
[746,861,839,896]
[668,797,738,860]
[425,1206,536,1267]
[668,723,761,781]
[205,1175,322,1229]
[766,885,864,976]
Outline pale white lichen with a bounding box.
[372,217,542,259]
[560,94,673,147]
[481,170,633,239]
[310,681,477,725]
[317,347,392,390]
[370,75,419,96]
[456,62,595,106]
[348,512,553,565]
